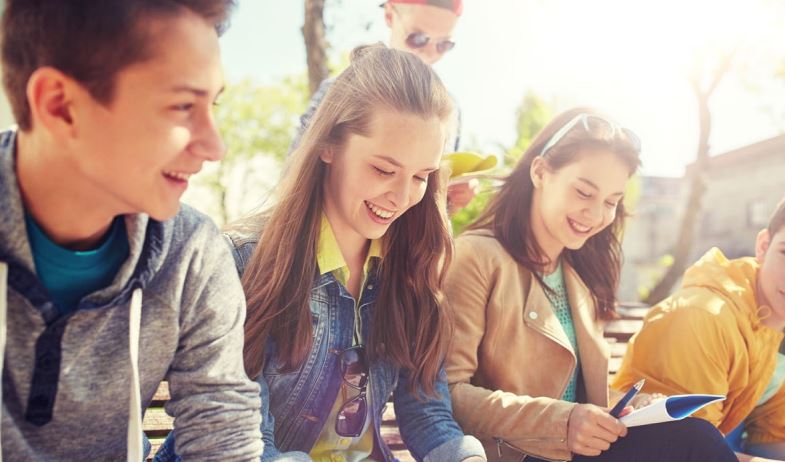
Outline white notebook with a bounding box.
[620,394,726,427]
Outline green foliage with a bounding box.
[636,253,674,301]
[450,184,494,235]
[505,92,552,165]
[216,76,310,166]
[449,91,551,233]
[623,174,642,212]
[188,75,309,224]
[329,52,352,78]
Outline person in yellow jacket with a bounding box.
[614,197,785,462]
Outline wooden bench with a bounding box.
[605,303,650,376]
[143,304,649,461]
[143,383,416,461]
[144,382,172,460]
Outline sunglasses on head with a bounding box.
[539,113,641,157]
[334,345,369,438]
[405,31,456,54]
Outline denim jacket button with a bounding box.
[528,311,538,320]
[367,284,374,290]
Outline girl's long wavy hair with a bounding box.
[468,107,641,320]
[235,44,454,395]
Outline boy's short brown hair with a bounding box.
[1,0,236,131]
[767,196,785,237]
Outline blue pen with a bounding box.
[609,379,645,418]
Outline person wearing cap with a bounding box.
[382,0,462,66]
[290,0,478,216]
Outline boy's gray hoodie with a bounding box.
[0,130,263,461]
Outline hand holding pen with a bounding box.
[609,379,645,418]
[566,404,629,456]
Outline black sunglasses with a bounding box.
[405,31,456,54]
[335,345,369,437]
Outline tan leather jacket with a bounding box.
[444,230,611,462]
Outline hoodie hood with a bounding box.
[681,247,767,329]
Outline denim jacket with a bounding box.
[228,232,485,462]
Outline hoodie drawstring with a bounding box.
[0,267,143,461]
[127,288,143,462]
[0,262,7,462]
[0,266,144,461]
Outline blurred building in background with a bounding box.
[620,176,684,301]
[693,135,785,259]
[620,134,785,301]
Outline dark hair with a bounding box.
[767,196,785,237]
[1,0,236,131]
[467,107,641,320]
[237,44,454,396]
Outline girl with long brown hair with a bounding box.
[154,44,484,462]
[443,108,736,462]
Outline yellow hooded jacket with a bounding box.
[613,248,785,445]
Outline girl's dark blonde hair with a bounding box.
[469,107,641,320]
[236,44,454,395]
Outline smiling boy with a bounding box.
[0,1,262,460]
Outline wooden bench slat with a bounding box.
[143,407,173,438]
[609,341,628,358]
[616,306,650,321]
[151,382,170,407]
[145,438,165,462]
[391,449,416,462]
[604,319,643,342]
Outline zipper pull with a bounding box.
[495,437,503,458]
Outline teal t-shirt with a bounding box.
[25,214,129,316]
[758,353,785,405]
[542,263,580,402]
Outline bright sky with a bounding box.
[220,0,785,177]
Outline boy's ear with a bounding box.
[26,66,77,138]
[383,3,395,27]
[530,156,546,188]
[755,228,771,263]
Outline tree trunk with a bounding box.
[303,0,329,96]
[644,56,733,305]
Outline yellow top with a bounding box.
[316,215,382,285]
[310,215,381,462]
[613,248,785,445]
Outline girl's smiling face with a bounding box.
[530,148,631,264]
[320,108,444,249]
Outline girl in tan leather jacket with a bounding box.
[443,108,737,462]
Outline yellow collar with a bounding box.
[317,215,382,280]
